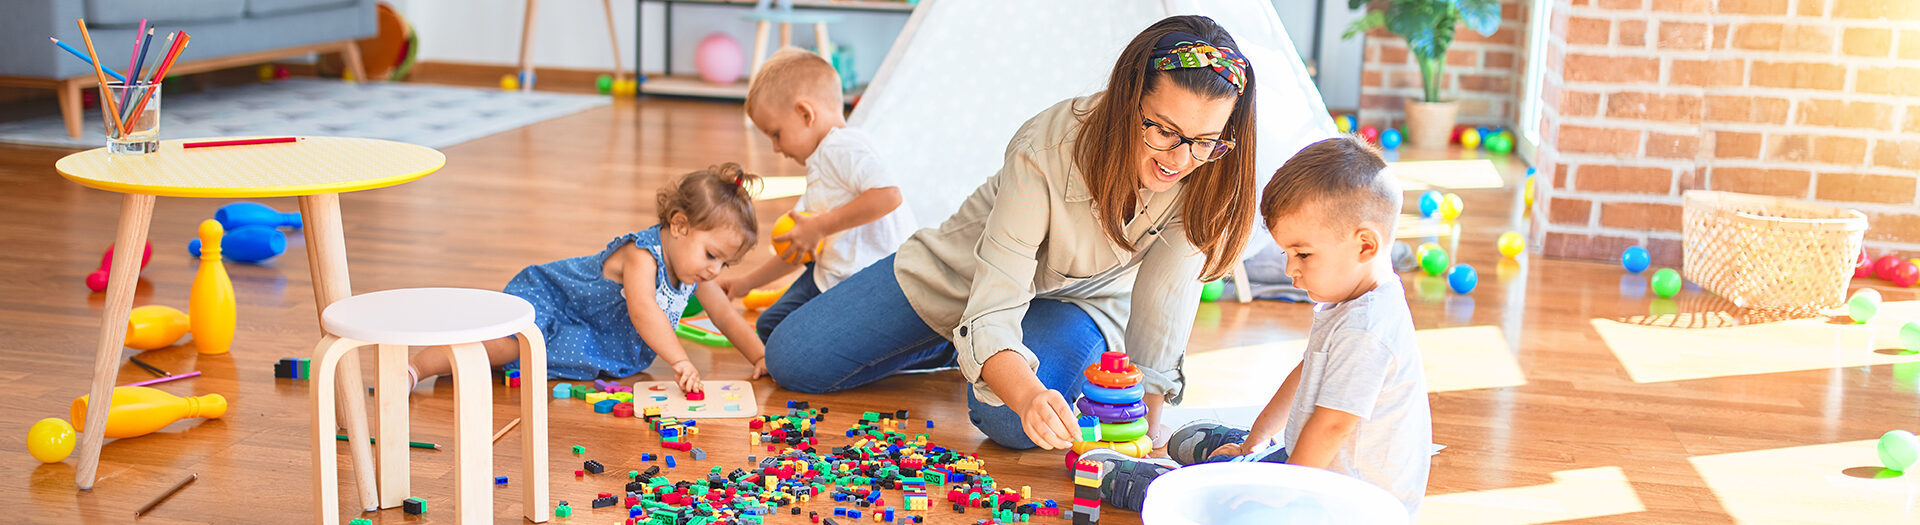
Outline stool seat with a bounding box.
[322,288,535,346]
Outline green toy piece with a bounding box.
[1199,280,1224,302]
[1900,321,1920,353]
[1650,268,1682,298]
[1847,289,1881,324]
[1879,430,1919,472]
[573,445,585,454]
[597,74,614,95]
[1419,245,1450,276]
[555,503,573,518]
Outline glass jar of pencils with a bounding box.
[101,80,160,154]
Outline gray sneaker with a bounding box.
[1076,448,1177,511]
[1166,420,1250,465]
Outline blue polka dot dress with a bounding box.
[504,225,694,380]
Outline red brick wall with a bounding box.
[1534,0,1920,264]
[1359,0,1532,128]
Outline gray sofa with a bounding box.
[0,0,377,138]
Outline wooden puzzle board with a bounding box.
[629,380,759,419]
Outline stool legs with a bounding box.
[311,335,368,525]
[814,22,831,56]
[447,342,495,523]
[518,328,551,522]
[750,20,772,82]
[375,343,410,508]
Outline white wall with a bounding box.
[392,0,909,85]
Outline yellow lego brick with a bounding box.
[586,392,611,403]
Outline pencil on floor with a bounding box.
[133,473,196,517]
[335,435,439,450]
[492,417,522,443]
[128,356,168,377]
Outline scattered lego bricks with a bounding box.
[272,358,310,379]
[584,460,605,474]
[403,496,425,515]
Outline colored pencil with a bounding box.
[183,137,299,149]
[48,37,127,83]
[120,28,156,123]
[75,20,126,135]
[122,31,188,135]
[124,20,146,86]
[133,473,196,517]
[120,371,200,387]
[128,356,168,377]
[492,418,522,443]
[335,435,440,450]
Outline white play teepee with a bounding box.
[850,0,1340,232]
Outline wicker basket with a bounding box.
[1681,191,1868,313]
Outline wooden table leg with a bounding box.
[75,193,155,490]
[300,193,379,511]
[518,329,550,522]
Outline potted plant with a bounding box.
[1345,0,1502,148]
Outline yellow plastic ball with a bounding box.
[1439,193,1465,222]
[1335,114,1352,133]
[499,74,519,91]
[1498,231,1526,259]
[771,212,818,264]
[1461,128,1481,150]
[1524,175,1536,209]
[27,418,76,463]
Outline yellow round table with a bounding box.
[55,137,443,504]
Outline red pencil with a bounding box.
[122,31,187,131]
[183,137,299,149]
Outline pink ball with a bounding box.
[1892,261,1920,288]
[695,33,745,85]
[1856,251,1875,278]
[1875,255,1903,280]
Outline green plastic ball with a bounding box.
[1901,321,1920,353]
[1847,289,1882,324]
[1420,246,1451,276]
[1200,280,1225,302]
[1650,268,1683,298]
[1486,133,1513,154]
[596,74,614,94]
[1880,430,1920,472]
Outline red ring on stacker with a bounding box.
[1084,362,1143,389]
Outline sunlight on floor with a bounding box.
[1689,439,1920,523]
[1419,466,1645,524]
[1392,159,1507,190]
[757,176,807,200]
[1591,300,1920,384]
[1182,325,1526,408]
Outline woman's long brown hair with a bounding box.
[1073,15,1257,281]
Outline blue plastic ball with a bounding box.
[1418,190,1442,218]
[1622,246,1651,274]
[1381,128,1402,150]
[1447,264,1478,294]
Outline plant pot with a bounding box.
[1403,99,1460,149]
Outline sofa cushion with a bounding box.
[85,0,247,28]
[247,0,358,17]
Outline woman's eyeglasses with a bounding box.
[1141,116,1235,162]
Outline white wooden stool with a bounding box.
[310,288,549,524]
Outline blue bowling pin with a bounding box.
[215,202,301,230]
[189,225,287,263]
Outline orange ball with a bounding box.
[770,212,819,264]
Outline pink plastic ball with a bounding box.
[1875,255,1903,280]
[1856,251,1875,278]
[1892,261,1920,288]
[1358,125,1380,144]
[695,33,745,85]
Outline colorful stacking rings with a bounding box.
[1075,396,1147,423]
[1084,362,1144,389]
[1098,418,1149,442]
[1081,383,1144,405]
[1070,435,1154,457]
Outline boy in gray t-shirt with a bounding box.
[1084,136,1431,517]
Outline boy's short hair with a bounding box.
[745,47,842,115]
[1259,135,1399,237]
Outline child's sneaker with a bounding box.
[1076,448,1177,511]
[1165,420,1250,465]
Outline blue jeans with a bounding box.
[765,255,1109,449]
[755,263,822,342]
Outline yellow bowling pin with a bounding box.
[71,386,227,439]
[190,220,236,355]
[125,304,190,351]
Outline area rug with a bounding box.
[0,78,609,149]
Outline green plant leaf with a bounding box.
[1389,1,1445,59]
[1349,0,1368,10]
[1342,10,1387,40]
[1455,0,1502,37]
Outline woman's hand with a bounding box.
[672,360,702,392]
[1016,388,1079,450]
[774,212,824,264]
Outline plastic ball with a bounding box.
[1875,255,1903,280]
[1418,190,1442,218]
[1622,246,1651,274]
[695,33,746,85]
[1450,125,1467,144]
[1485,133,1513,154]
[770,212,818,264]
[1420,245,1451,276]
[1447,264,1478,294]
[1358,125,1380,144]
[1892,261,1920,288]
[1498,231,1526,258]
[1902,321,1920,353]
[499,74,519,91]
[1200,280,1225,302]
[1847,289,1882,324]
[1650,268,1683,298]
[1460,128,1481,149]
[596,74,613,94]
[258,64,276,82]
[1343,115,1358,133]
[1881,430,1920,472]
[27,418,76,463]
[1335,114,1352,133]
[1439,193,1464,222]
[1380,128,1402,150]
[1856,252,1876,278]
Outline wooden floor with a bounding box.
[1,89,1917,525]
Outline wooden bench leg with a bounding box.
[340,41,367,83]
[518,328,550,522]
[311,335,366,525]
[59,79,84,139]
[447,343,495,523]
[375,343,410,508]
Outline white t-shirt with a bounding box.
[797,126,917,290]
[1281,273,1431,516]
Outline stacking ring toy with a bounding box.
[1084,362,1143,389]
[1075,396,1147,423]
[1081,383,1144,405]
[1070,435,1154,457]
[1099,418,1149,442]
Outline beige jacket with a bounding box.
[894,94,1206,406]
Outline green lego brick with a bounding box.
[572,445,585,454]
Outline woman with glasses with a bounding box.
[764,15,1259,450]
